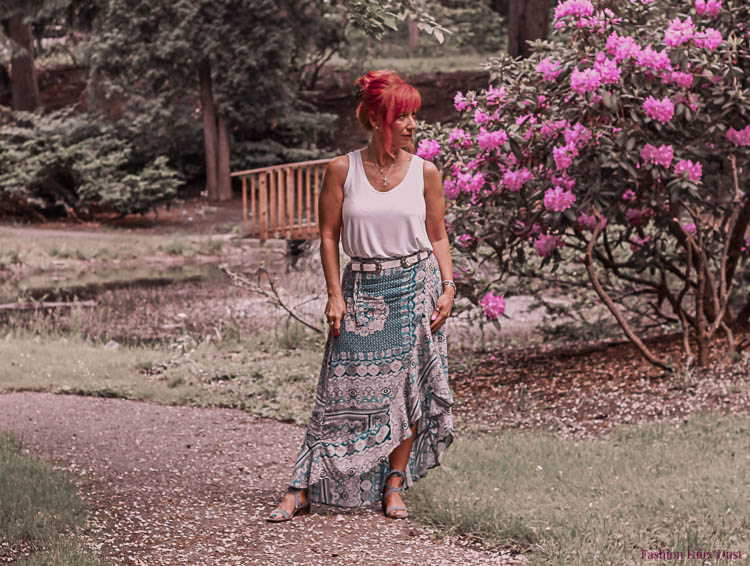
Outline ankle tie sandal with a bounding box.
[382,469,408,519]
[267,488,310,523]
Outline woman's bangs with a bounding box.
[384,83,422,121]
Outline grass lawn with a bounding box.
[0,432,109,565]
[0,330,323,425]
[363,53,492,74]
[408,412,750,565]
[0,229,231,271]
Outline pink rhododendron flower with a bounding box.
[504,152,519,167]
[626,207,652,226]
[530,223,543,236]
[536,57,563,81]
[534,234,563,257]
[474,108,489,125]
[675,92,700,112]
[629,235,651,252]
[684,223,697,236]
[449,128,472,148]
[570,67,601,95]
[544,186,577,212]
[674,159,703,181]
[636,46,672,72]
[668,71,694,88]
[554,0,595,20]
[665,16,695,47]
[623,189,637,201]
[742,237,750,254]
[641,143,674,167]
[485,85,507,106]
[540,119,569,139]
[444,179,460,199]
[477,127,508,151]
[727,126,750,146]
[575,12,613,33]
[503,168,533,192]
[594,53,621,84]
[606,31,642,61]
[564,123,592,147]
[456,171,485,195]
[643,95,675,124]
[694,28,722,50]
[454,92,469,111]
[695,0,721,18]
[578,212,607,231]
[553,145,576,170]
[479,292,506,319]
[515,114,538,126]
[551,174,576,190]
[416,139,440,161]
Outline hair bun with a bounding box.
[355,70,401,98]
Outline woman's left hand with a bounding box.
[430,289,454,333]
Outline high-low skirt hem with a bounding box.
[287,253,454,508]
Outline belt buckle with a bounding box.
[363,260,382,274]
[400,256,413,269]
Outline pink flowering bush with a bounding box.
[479,292,506,319]
[417,0,750,368]
[416,139,440,161]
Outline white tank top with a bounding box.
[340,149,434,259]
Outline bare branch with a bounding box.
[585,209,671,371]
[220,265,324,334]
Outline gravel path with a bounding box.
[0,392,522,566]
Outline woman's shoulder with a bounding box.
[325,153,354,184]
[420,156,440,178]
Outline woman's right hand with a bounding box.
[325,295,347,338]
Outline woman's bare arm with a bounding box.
[318,155,349,337]
[423,160,455,333]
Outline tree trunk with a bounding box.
[408,19,419,50]
[217,114,232,201]
[199,59,219,200]
[490,0,510,17]
[508,0,549,59]
[8,10,40,112]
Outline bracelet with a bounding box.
[441,280,457,292]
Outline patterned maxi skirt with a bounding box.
[288,251,454,507]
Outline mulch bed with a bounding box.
[450,331,750,437]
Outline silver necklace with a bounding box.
[370,148,398,187]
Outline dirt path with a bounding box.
[0,392,521,566]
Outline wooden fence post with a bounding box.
[258,173,268,240]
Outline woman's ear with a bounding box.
[369,112,380,131]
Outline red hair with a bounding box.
[355,70,421,162]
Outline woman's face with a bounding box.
[388,109,418,148]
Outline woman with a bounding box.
[268,70,455,522]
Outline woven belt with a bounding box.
[351,250,431,274]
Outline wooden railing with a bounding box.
[231,158,331,240]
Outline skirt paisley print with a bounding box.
[288,252,454,507]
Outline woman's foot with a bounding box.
[382,470,408,519]
[267,488,310,522]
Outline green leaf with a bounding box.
[508,138,523,162]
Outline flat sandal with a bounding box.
[267,488,310,523]
[382,469,408,519]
